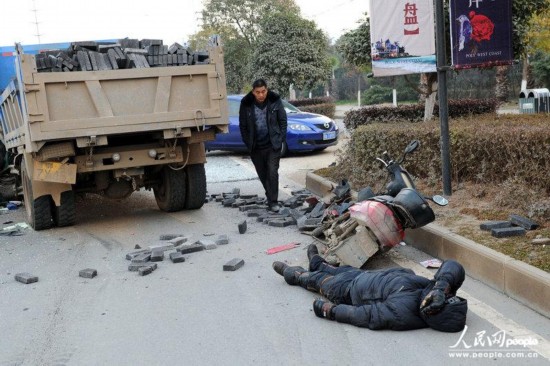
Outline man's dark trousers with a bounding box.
[296,256,362,305]
[250,146,281,204]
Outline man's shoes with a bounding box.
[272,261,288,277]
[307,244,319,261]
[268,203,281,212]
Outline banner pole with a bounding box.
[435,0,452,196]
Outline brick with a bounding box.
[222,198,236,207]
[177,243,205,254]
[215,195,224,202]
[129,262,157,272]
[160,234,184,241]
[238,220,247,234]
[239,194,258,199]
[480,221,512,231]
[150,249,164,262]
[510,214,539,230]
[79,268,97,279]
[231,199,246,208]
[491,227,526,238]
[239,204,260,212]
[247,209,267,217]
[223,258,245,271]
[197,239,217,250]
[15,273,38,284]
[148,244,175,252]
[131,253,152,263]
[138,266,154,276]
[168,236,188,245]
[125,249,151,260]
[268,219,293,227]
[169,252,186,263]
[216,235,229,245]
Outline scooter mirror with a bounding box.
[432,195,449,206]
[404,140,420,154]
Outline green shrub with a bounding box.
[343,99,499,129]
[288,97,333,107]
[288,97,336,118]
[361,85,393,105]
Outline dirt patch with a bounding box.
[416,181,550,273]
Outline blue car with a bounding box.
[205,95,339,155]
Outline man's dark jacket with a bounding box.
[239,91,287,152]
[333,260,465,330]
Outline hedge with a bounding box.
[343,99,500,129]
[288,97,336,119]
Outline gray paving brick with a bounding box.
[223,258,245,271]
[148,244,175,252]
[131,253,152,263]
[480,221,511,231]
[125,249,151,260]
[238,220,247,234]
[168,236,188,245]
[15,273,38,284]
[129,262,158,272]
[151,249,164,262]
[510,214,539,230]
[491,227,526,238]
[239,204,260,212]
[160,234,184,241]
[169,252,186,263]
[79,268,97,279]
[216,235,229,245]
[177,243,205,254]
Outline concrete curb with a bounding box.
[305,171,550,318]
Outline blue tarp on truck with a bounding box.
[0,42,70,93]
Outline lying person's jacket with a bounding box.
[333,260,465,331]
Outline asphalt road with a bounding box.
[0,140,548,365]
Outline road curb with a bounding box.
[305,171,550,318]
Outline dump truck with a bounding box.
[0,36,228,230]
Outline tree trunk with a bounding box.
[495,65,510,102]
[424,92,437,121]
[418,73,438,121]
[522,56,535,90]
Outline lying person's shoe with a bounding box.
[307,244,319,261]
[272,261,288,276]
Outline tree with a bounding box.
[248,12,332,97]
[336,14,372,70]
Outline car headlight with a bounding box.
[289,123,313,131]
[332,120,339,130]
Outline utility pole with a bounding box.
[435,0,452,196]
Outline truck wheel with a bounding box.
[184,164,206,210]
[154,166,186,212]
[53,190,76,227]
[21,160,53,230]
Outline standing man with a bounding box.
[239,79,287,212]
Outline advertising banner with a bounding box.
[450,0,514,69]
[369,0,436,77]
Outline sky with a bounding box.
[0,0,370,47]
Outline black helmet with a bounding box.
[420,296,468,332]
[391,188,435,229]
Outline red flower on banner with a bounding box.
[468,11,494,43]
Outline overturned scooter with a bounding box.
[325,141,448,268]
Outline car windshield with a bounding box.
[282,100,301,113]
[228,98,302,116]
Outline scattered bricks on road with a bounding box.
[310,202,326,218]
[79,268,97,279]
[148,244,175,252]
[215,195,224,202]
[223,198,236,207]
[168,236,188,246]
[151,249,164,262]
[491,227,526,238]
[15,273,38,284]
[125,249,151,260]
[216,235,229,245]
[131,253,152,263]
[197,239,217,250]
[160,234,184,241]
[223,258,245,271]
[510,214,539,230]
[238,220,247,234]
[257,214,282,223]
[128,262,157,272]
[232,188,241,195]
[480,221,511,231]
[239,194,258,199]
[268,219,295,227]
[232,199,247,208]
[239,204,260,212]
[178,243,205,255]
[138,266,154,276]
[169,252,186,263]
[247,209,267,217]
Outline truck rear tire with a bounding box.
[184,164,206,210]
[53,190,76,227]
[21,160,53,230]
[154,166,186,212]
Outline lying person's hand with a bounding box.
[420,280,450,315]
[313,299,336,320]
